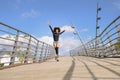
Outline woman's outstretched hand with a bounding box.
[47,22,51,26]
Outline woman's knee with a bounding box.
[54,44,59,48]
[56,44,59,48]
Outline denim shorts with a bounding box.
[53,41,59,45]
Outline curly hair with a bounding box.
[54,27,60,32]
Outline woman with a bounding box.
[48,22,65,61]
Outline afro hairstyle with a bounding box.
[54,27,60,32]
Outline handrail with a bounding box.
[70,16,120,57]
[99,16,120,37]
[0,22,55,67]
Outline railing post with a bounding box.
[44,44,49,60]
[10,31,19,65]
[99,37,105,56]
[89,42,93,56]
[24,35,31,63]
[114,22,120,54]
[33,40,39,63]
[39,42,44,62]
[49,47,55,58]
[105,31,114,55]
[47,45,51,59]
[46,45,50,59]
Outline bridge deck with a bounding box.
[0,56,120,80]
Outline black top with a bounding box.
[49,25,65,41]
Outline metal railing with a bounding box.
[0,22,55,67]
[70,16,120,57]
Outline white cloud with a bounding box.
[86,36,93,42]
[61,26,88,34]
[60,37,80,55]
[0,35,14,45]
[61,25,75,32]
[38,36,53,45]
[21,9,40,18]
[80,28,88,32]
[38,36,81,55]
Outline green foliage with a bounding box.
[7,52,12,56]
[5,35,11,39]
[19,57,25,63]
[0,63,4,67]
[24,34,29,39]
[114,38,120,54]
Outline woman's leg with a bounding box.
[55,47,58,55]
[53,42,59,56]
[55,43,59,55]
[54,44,59,61]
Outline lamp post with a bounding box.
[95,3,102,49]
[71,25,88,56]
[96,3,101,38]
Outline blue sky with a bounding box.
[0,0,120,54]
[0,0,120,38]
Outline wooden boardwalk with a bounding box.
[0,56,120,80]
